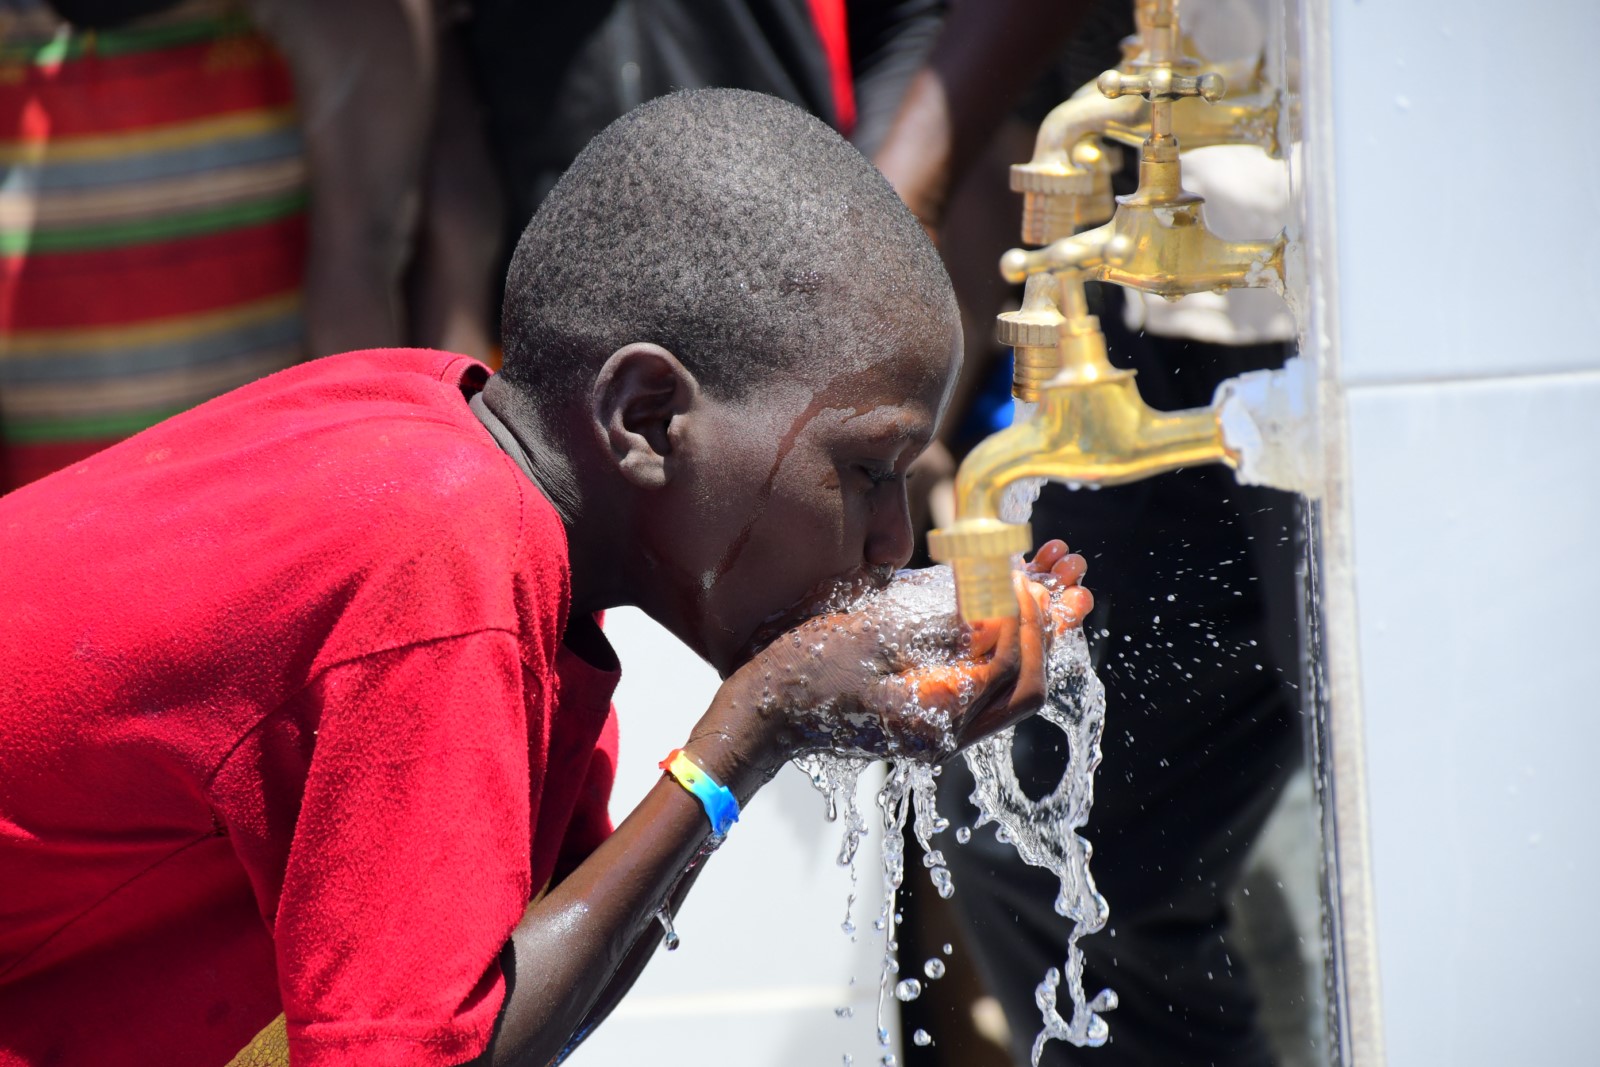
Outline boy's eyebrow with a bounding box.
[855,414,932,448]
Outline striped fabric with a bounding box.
[0,0,307,491]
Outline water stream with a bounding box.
[798,561,1115,1063]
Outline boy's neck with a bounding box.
[481,376,618,618]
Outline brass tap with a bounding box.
[928,273,1236,623]
[1011,0,1279,244]
[1001,63,1286,299]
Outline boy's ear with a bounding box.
[592,343,696,490]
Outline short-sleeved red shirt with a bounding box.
[0,349,621,1066]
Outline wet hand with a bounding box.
[1022,538,1094,632]
[711,542,1093,764]
[948,539,1091,746]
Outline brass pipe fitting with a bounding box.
[997,274,1065,402]
[1002,162,1286,297]
[929,376,1235,622]
[925,518,1033,622]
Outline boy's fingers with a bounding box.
[966,616,1008,659]
[1050,552,1088,587]
[959,574,1049,744]
[1055,585,1093,630]
[1027,539,1069,573]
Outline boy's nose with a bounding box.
[865,490,915,572]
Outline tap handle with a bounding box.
[1097,67,1224,104]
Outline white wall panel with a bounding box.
[567,608,896,1067]
[1330,0,1600,386]
[1345,372,1600,1066]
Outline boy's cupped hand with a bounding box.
[716,540,1092,767]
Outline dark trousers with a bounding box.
[932,290,1304,1066]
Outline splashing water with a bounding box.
[998,401,1046,526]
[961,599,1117,1057]
[798,564,1115,1061]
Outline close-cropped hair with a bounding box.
[499,87,951,404]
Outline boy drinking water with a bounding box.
[0,89,1089,1066]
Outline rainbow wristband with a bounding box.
[660,748,740,838]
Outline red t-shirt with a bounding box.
[0,349,621,1066]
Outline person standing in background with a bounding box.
[463,0,943,301]
[875,2,1309,1063]
[0,0,496,491]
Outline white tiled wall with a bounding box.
[1326,1,1600,1063]
[1344,374,1600,1066]
[1330,0,1600,387]
[566,608,897,1067]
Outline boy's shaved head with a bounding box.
[500,88,954,401]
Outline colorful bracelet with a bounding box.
[660,748,740,838]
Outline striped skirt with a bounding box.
[0,0,307,492]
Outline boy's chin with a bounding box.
[734,564,899,665]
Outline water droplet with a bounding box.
[924,958,946,979]
[835,1006,854,1019]
[942,942,953,955]
[656,908,679,951]
[955,826,972,844]
[894,978,922,1001]
[912,1029,933,1046]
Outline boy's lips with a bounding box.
[738,564,897,662]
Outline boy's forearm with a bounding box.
[543,863,707,1065]
[487,694,775,1066]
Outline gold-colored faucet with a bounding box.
[928,273,1235,621]
[1001,61,1286,298]
[1012,0,1279,244]
[927,0,1291,622]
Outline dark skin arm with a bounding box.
[406,11,504,363]
[873,0,1095,233]
[244,0,435,357]
[873,1,1096,513]
[480,547,1091,1066]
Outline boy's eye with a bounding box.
[857,464,900,487]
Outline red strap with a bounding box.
[806,0,855,137]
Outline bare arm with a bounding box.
[406,14,504,362]
[846,0,943,158]
[245,0,435,356]
[489,766,735,1067]
[480,548,1090,1065]
[873,0,1095,231]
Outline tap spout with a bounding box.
[928,273,1238,623]
[1011,90,1142,242]
[929,377,1234,622]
